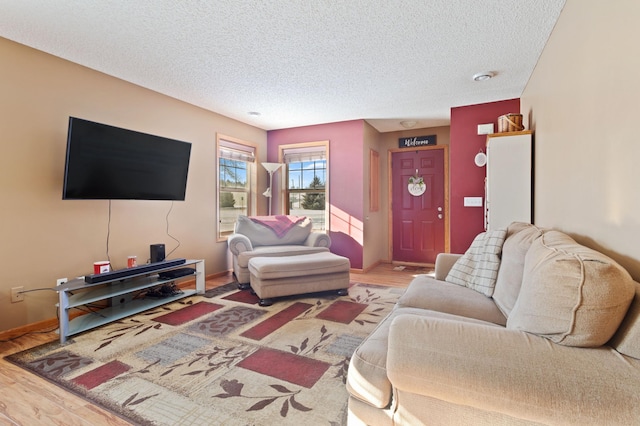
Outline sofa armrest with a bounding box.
[227,233,253,255]
[434,253,462,280]
[387,315,507,407]
[386,314,632,424]
[304,232,332,248]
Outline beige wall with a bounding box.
[0,38,266,331]
[521,0,640,278]
[362,122,386,270]
[8,0,637,331]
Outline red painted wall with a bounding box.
[267,120,365,269]
[450,99,520,253]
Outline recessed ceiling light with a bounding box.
[472,72,495,81]
[248,111,261,116]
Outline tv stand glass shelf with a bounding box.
[56,259,205,344]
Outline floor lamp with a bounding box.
[262,162,282,216]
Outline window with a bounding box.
[283,142,329,231]
[217,135,257,240]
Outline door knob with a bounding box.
[437,207,443,212]
[438,214,443,219]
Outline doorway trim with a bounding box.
[387,145,450,266]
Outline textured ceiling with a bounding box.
[0,0,566,132]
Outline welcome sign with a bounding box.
[399,135,436,148]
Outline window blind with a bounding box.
[283,147,326,163]
[219,140,255,162]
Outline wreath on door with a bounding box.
[408,173,426,196]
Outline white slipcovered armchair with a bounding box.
[227,215,331,287]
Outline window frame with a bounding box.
[279,140,330,232]
[216,134,258,241]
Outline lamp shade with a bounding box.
[261,162,282,215]
[261,162,283,173]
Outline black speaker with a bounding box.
[150,244,166,263]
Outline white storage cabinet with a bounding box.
[485,131,533,230]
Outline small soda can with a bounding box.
[94,261,111,274]
[127,256,137,268]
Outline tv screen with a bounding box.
[62,117,192,200]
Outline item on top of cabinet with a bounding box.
[498,113,524,132]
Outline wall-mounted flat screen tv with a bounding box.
[62,117,192,200]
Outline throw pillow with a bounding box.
[507,231,635,347]
[445,229,507,297]
[492,222,544,317]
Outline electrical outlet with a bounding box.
[11,287,24,303]
[57,278,68,286]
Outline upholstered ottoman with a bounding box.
[248,252,351,306]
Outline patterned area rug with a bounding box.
[6,282,403,425]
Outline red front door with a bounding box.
[392,148,445,264]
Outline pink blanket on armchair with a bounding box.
[250,215,306,238]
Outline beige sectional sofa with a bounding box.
[347,222,640,425]
[227,215,331,286]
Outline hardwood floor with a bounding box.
[0,263,425,425]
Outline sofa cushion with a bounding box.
[507,231,635,347]
[236,245,329,268]
[493,222,544,317]
[609,281,640,359]
[445,229,507,297]
[235,215,312,246]
[248,252,349,279]
[396,275,506,325]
